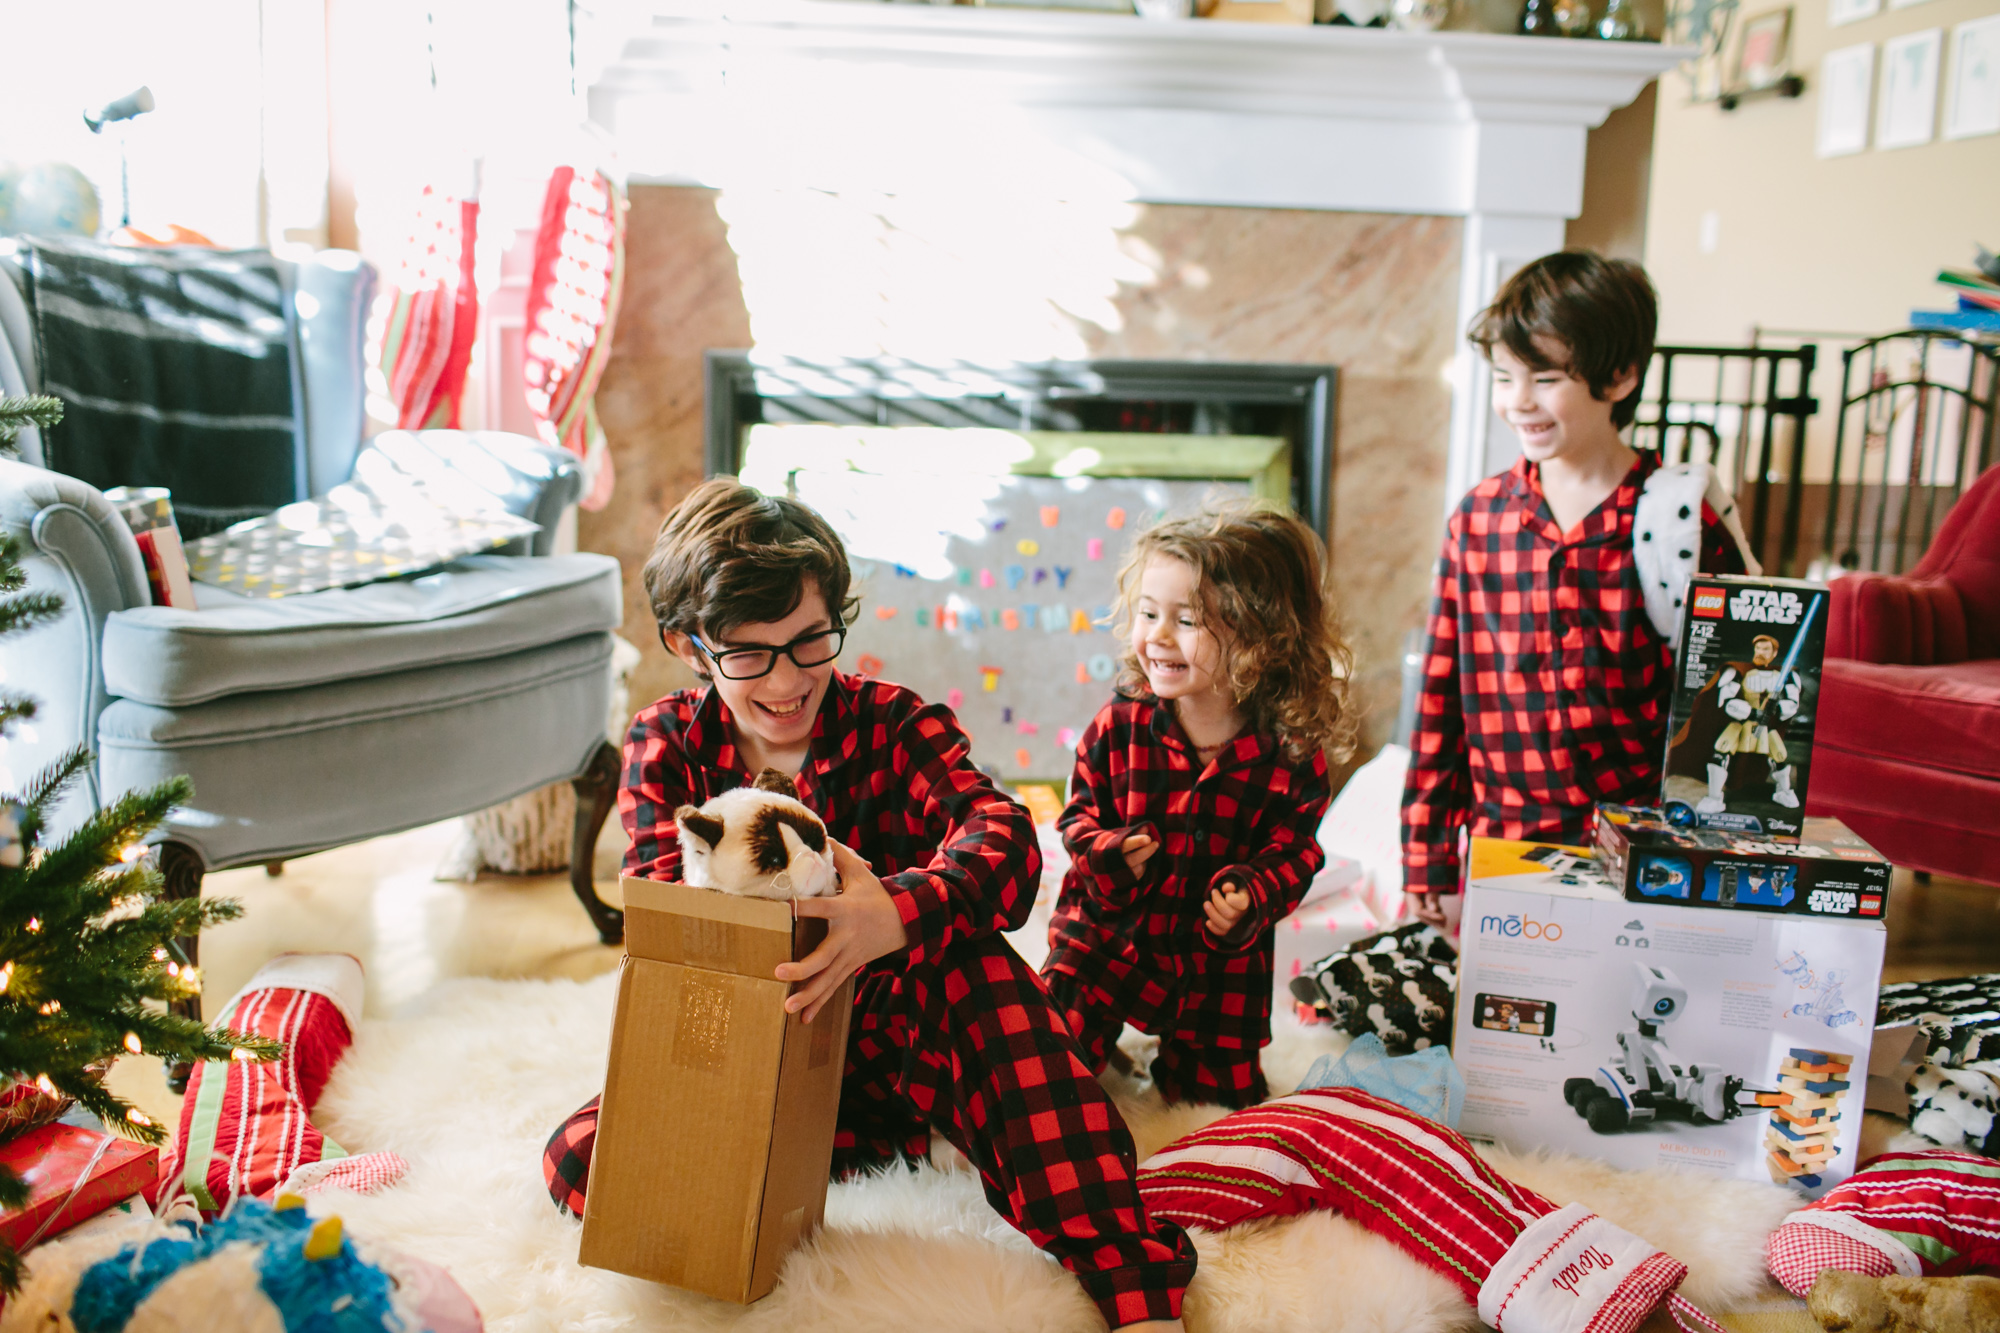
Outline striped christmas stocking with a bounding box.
[1138,1087,1726,1333]
[1766,1150,2000,1294]
[151,954,406,1214]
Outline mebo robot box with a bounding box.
[1595,804,1891,920]
[1453,837,1884,1197]
[1661,575,1831,839]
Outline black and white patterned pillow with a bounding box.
[1291,922,1456,1053]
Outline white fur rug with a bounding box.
[294,971,1801,1333]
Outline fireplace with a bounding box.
[580,4,1679,748]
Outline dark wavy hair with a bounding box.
[641,479,860,678]
[1111,501,1355,765]
[1468,250,1657,429]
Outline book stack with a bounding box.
[1910,249,2000,336]
[1758,1047,1854,1189]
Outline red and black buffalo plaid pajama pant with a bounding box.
[1043,936,1270,1109]
[545,930,1198,1328]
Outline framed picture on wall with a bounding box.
[1734,7,1794,90]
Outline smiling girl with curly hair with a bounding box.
[1042,500,1354,1107]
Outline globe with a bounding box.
[0,161,102,238]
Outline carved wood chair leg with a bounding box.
[156,840,205,1095]
[570,740,625,945]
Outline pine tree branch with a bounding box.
[0,395,62,450]
[11,746,91,820]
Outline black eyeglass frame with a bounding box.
[672,625,848,680]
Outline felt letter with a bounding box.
[1033,567,1048,585]
[1044,604,1066,631]
[947,688,965,709]
[1088,653,1115,681]
[1014,748,1033,768]
[981,665,1003,692]
[1058,727,1078,749]
[1017,539,1040,557]
[1054,566,1072,588]
[958,568,973,586]
[1001,608,1021,631]
[1076,661,1090,683]
[1006,565,1026,590]
[1071,608,1092,634]
[1087,538,1104,560]
[915,608,929,627]
[875,605,897,620]
[1107,507,1127,530]
[858,654,884,675]
[1019,721,1039,736]
[1002,707,1014,723]
[980,568,995,588]
[1041,505,1060,527]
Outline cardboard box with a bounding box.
[1595,805,1890,920]
[1453,837,1884,1198]
[579,877,853,1303]
[1661,575,1830,838]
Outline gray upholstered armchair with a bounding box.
[0,247,628,1073]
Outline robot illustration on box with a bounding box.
[1564,961,1764,1133]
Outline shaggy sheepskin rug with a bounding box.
[280,971,1802,1333]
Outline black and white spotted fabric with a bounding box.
[1878,973,2000,1157]
[1879,974,2000,1066]
[1290,923,1457,1053]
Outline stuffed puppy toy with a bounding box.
[675,768,837,899]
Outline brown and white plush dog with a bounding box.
[674,769,838,900]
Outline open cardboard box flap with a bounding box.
[579,877,850,1303]
[622,875,830,976]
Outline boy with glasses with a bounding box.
[543,478,1197,1331]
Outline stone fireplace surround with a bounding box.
[582,2,1682,749]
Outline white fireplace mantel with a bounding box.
[588,1,1688,502]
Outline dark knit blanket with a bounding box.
[25,238,303,537]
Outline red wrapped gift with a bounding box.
[0,1122,159,1252]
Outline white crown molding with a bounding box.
[587,0,1686,503]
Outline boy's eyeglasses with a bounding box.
[679,626,847,680]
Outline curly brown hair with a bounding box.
[1111,501,1354,764]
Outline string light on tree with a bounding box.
[0,391,284,1292]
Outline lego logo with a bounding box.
[1692,589,1727,618]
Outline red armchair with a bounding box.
[1809,464,2000,885]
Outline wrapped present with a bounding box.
[103,486,196,610]
[0,1121,158,1252]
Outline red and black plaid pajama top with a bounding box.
[1043,694,1331,1108]
[545,670,1196,1328]
[1401,452,1744,893]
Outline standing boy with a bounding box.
[543,479,1196,1331]
[1402,251,1746,926]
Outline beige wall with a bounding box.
[1569,81,1661,262]
[1644,0,2000,344]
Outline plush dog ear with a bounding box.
[752,768,799,799]
[676,805,724,851]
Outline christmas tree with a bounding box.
[0,394,280,1288]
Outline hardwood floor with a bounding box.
[1881,866,2000,984]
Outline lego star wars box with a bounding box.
[1596,804,1891,920]
[1453,837,1884,1198]
[1661,575,1831,839]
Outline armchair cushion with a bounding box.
[1819,658,2000,783]
[102,552,621,707]
[98,631,615,870]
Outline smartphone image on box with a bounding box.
[1473,993,1556,1036]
